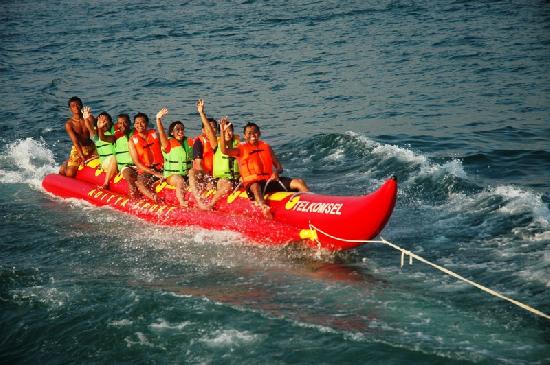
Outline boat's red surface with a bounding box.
[42,160,397,251]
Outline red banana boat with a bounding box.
[42,159,397,251]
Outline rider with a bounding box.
[155,107,205,208]
[220,120,309,217]
[128,112,164,202]
[59,96,97,177]
[83,107,117,189]
[197,100,241,209]
[97,113,138,198]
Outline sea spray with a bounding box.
[1,138,57,188]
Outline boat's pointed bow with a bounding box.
[311,176,398,251]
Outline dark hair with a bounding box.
[134,112,149,125]
[117,113,130,124]
[68,96,83,109]
[168,121,184,135]
[98,111,112,124]
[243,122,260,134]
[207,117,219,133]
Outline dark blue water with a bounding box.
[1,1,549,363]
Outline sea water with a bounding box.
[1,0,549,364]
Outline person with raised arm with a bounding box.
[59,96,97,177]
[219,120,309,218]
[186,99,218,206]
[97,113,138,198]
[205,115,242,209]
[155,107,207,208]
[81,106,117,189]
[192,99,217,177]
[194,99,241,210]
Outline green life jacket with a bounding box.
[93,129,115,163]
[114,133,133,170]
[162,137,193,178]
[213,137,240,180]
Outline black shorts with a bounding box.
[245,176,293,200]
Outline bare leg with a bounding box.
[65,166,78,178]
[290,178,309,192]
[207,179,233,209]
[101,157,118,189]
[167,174,188,207]
[188,169,209,210]
[136,174,159,203]
[123,167,139,199]
[59,161,68,176]
[249,182,272,219]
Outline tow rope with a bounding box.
[309,224,550,320]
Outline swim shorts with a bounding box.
[67,145,97,167]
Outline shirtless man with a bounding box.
[59,96,97,177]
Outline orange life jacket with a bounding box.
[195,134,214,175]
[238,140,273,184]
[130,129,164,170]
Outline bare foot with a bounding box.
[255,201,272,219]
[197,200,213,211]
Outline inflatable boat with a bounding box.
[42,159,397,251]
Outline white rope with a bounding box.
[309,224,550,321]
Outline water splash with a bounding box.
[1,137,57,189]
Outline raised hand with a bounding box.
[156,107,168,120]
[97,114,107,129]
[219,116,230,131]
[82,106,92,120]
[196,99,205,114]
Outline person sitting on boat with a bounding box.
[128,112,164,203]
[187,99,218,208]
[192,99,217,178]
[96,113,138,198]
[59,96,98,177]
[82,108,118,190]
[197,100,241,210]
[155,107,206,208]
[220,120,309,218]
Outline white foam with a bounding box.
[1,138,57,188]
[202,329,259,347]
[125,332,157,348]
[440,184,550,286]
[109,319,134,327]
[323,147,344,161]
[372,143,428,166]
[444,183,550,233]
[419,159,467,179]
[0,170,23,183]
[494,185,550,225]
[150,319,190,331]
[345,131,467,180]
[344,131,378,149]
[10,286,69,308]
[532,230,550,241]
